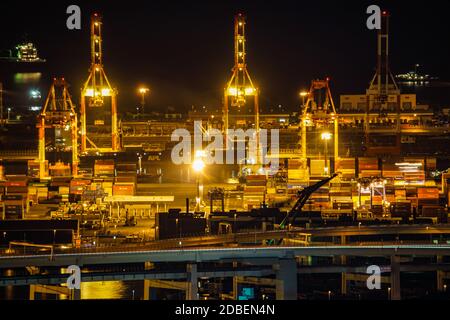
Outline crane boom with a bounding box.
[279,173,338,229]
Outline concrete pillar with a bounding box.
[390,255,401,300]
[29,284,35,300]
[232,261,238,299]
[186,263,198,300]
[274,259,297,300]
[143,279,150,300]
[437,255,445,291]
[70,289,81,300]
[340,235,347,264]
[341,272,347,295]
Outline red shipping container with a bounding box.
[112,184,135,196]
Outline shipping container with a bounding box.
[112,184,135,196]
[94,160,115,176]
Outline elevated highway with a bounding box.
[2,244,450,268]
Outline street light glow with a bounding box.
[139,87,149,94]
[299,91,308,97]
[321,132,332,140]
[192,159,205,172]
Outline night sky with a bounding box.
[1,0,450,113]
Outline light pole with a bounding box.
[7,107,11,122]
[192,151,205,212]
[321,132,332,175]
[299,91,308,107]
[138,87,149,114]
[175,218,181,238]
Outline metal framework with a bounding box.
[282,173,338,228]
[37,78,78,178]
[223,14,260,161]
[365,10,401,155]
[80,13,119,152]
[300,79,339,174]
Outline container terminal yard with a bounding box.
[1,4,450,301]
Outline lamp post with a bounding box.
[192,157,205,212]
[138,87,149,114]
[299,91,308,107]
[321,132,332,175]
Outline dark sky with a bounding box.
[1,0,450,113]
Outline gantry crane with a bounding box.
[300,79,339,175]
[365,10,401,156]
[37,78,78,178]
[80,13,119,153]
[223,13,260,163]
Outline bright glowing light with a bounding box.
[139,87,149,94]
[192,159,205,172]
[30,90,41,99]
[299,91,308,97]
[321,132,332,140]
[195,150,206,158]
[228,87,238,95]
[395,162,422,167]
[228,87,255,96]
[84,88,111,97]
[244,87,255,95]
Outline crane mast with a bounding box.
[223,13,260,164]
[365,10,401,156]
[80,13,119,153]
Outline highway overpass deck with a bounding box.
[3,245,450,268]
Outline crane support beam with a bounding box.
[37,78,78,178]
[300,79,339,173]
[223,13,260,165]
[80,13,120,153]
